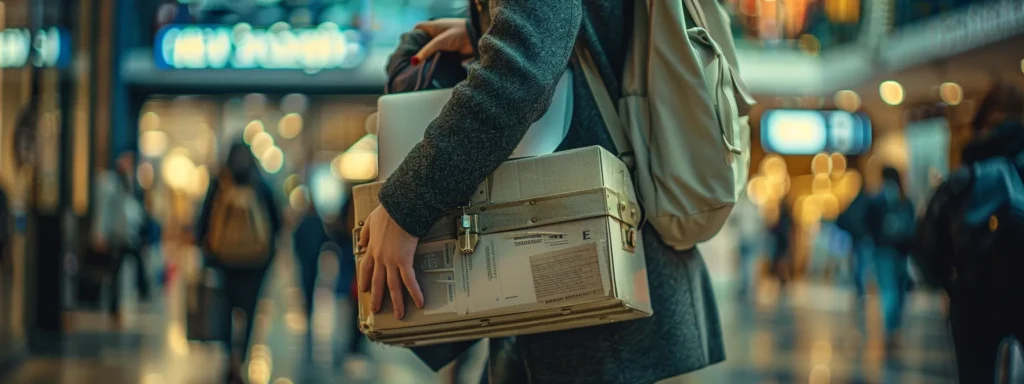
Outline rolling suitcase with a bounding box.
[353,146,651,347]
[186,267,225,342]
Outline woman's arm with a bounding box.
[378,0,584,237]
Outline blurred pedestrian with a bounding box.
[91,150,149,325]
[916,82,1024,382]
[196,140,282,383]
[867,167,915,350]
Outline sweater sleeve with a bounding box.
[378,0,583,237]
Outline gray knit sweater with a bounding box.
[381,1,725,383]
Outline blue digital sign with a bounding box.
[153,23,367,72]
[761,109,872,155]
[0,27,72,69]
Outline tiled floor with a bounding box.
[1,251,957,384]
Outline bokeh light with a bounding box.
[940,82,963,106]
[879,81,905,106]
[244,120,265,144]
[278,113,303,139]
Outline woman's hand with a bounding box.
[357,205,424,319]
[411,18,474,64]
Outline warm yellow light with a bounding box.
[337,151,378,181]
[161,154,196,191]
[760,154,788,177]
[834,90,861,112]
[137,162,155,190]
[283,174,300,195]
[139,130,170,158]
[879,81,905,106]
[349,134,378,152]
[244,120,265,144]
[260,147,284,174]
[830,153,847,175]
[250,132,274,158]
[811,153,832,175]
[811,173,832,194]
[278,113,303,139]
[288,185,310,211]
[819,194,841,220]
[191,165,210,197]
[940,82,963,106]
[140,111,161,131]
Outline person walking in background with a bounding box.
[196,140,282,384]
[838,181,881,300]
[915,82,1024,383]
[292,187,331,351]
[91,150,149,325]
[866,167,916,350]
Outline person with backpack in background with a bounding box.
[359,0,752,382]
[196,140,282,384]
[916,83,1024,383]
[866,167,916,350]
[91,150,149,325]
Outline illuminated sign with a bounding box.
[154,23,367,72]
[761,109,872,154]
[0,27,71,68]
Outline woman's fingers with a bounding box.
[370,254,387,313]
[413,31,448,64]
[413,21,441,37]
[358,219,370,249]
[386,266,405,319]
[398,262,424,309]
[358,250,374,293]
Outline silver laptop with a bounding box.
[376,71,574,180]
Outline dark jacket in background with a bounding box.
[381,1,725,383]
[838,187,878,242]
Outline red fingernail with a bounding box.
[410,57,421,65]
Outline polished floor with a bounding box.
[1,249,957,384]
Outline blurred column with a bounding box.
[28,0,77,351]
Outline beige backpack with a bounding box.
[207,175,272,267]
[576,0,756,251]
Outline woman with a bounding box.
[357,2,725,383]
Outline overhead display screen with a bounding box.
[761,109,872,155]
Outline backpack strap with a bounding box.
[682,0,710,30]
[573,44,634,162]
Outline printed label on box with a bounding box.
[529,243,604,304]
[450,228,603,314]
